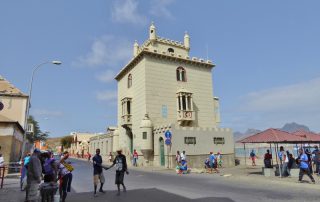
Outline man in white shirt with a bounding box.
[180,151,186,161]
[282,150,289,177]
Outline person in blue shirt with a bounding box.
[298,148,315,184]
[92,148,106,197]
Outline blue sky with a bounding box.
[1,0,320,137]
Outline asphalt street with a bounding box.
[67,158,319,202]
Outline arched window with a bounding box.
[128,74,132,88]
[168,48,174,53]
[176,67,186,82]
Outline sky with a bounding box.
[1,0,320,137]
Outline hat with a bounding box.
[33,148,41,153]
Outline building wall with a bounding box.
[0,96,28,127]
[153,125,234,168]
[145,56,218,128]
[0,123,23,164]
[117,59,146,156]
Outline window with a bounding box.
[121,97,132,115]
[214,137,225,145]
[177,92,192,111]
[176,67,186,82]
[142,132,147,140]
[168,48,174,53]
[185,137,196,144]
[128,74,132,88]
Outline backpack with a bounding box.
[43,158,55,175]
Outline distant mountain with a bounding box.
[233,128,261,141]
[233,122,311,141]
[280,122,310,133]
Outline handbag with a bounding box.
[62,162,74,172]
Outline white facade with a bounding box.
[113,23,234,168]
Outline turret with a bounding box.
[140,113,153,164]
[133,40,139,57]
[184,31,190,50]
[149,22,156,42]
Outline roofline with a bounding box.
[0,93,29,98]
[0,121,25,133]
[115,50,215,81]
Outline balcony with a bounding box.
[121,114,132,129]
[177,110,195,123]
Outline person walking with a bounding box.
[87,152,91,162]
[108,149,129,196]
[132,149,138,167]
[249,150,257,166]
[298,148,315,184]
[216,152,222,168]
[281,150,289,177]
[287,153,295,177]
[26,148,42,202]
[92,148,106,197]
[312,146,319,175]
[58,151,73,202]
[108,152,113,163]
[175,151,181,165]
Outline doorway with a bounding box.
[159,137,165,166]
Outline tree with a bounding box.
[60,136,73,150]
[26,115,48,142]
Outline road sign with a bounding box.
[165,138,171,145]
[165,130,172,139]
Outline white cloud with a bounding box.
[32,109,63,117]
[226,77,320,132]
[149,0,175,19]
[96,90,118,101]
[242,77,320,112]
[73,35,131,68]
[111,0,147,25]
[96,70,116,83]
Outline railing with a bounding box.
[121,114,132,125]
[177,110,195,121]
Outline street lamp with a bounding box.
[21,60,62,156]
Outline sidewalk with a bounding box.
[0,178,25,202]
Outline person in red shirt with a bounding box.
[133,149,138,167]
[264,149,272,168]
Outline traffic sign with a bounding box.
[165,138,171,145]
[165,130,172,139]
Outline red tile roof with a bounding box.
[238,128,303,143]
[238,128,320,143]
[292,130,320,142]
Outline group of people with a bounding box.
[91,148,129,197]
[21,149,73,202]
[205,152,221,173]
[252,145,320,183]
[175,151,188,174]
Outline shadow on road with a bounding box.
[67,188,234,202]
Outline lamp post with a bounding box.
[21,61,62,156]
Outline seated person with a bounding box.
[264,150,272,168]
[204,158,210,170]
[179,160,188,174]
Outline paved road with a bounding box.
[67,158,319,202]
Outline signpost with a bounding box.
[164,130,172,168]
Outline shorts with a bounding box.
[93,173,105,185]
[115,171,125,185]
[209,161,214,168]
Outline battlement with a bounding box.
[152,124,231,135]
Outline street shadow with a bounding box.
[67,188,234,202]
